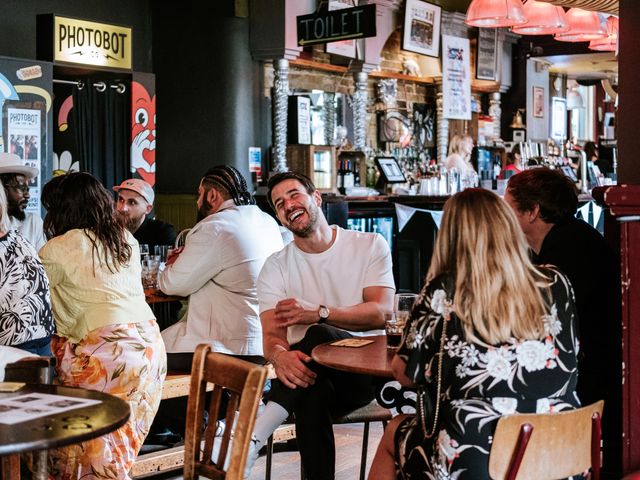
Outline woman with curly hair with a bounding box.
[369,188,580,479]
[39,172,166,479]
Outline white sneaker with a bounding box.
[210,433,260,480]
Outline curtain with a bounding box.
[72,78,131,191]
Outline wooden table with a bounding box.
[0,384,130,479]
[144,288,185,304]
[312,335,416,413]
[311,335,393,378]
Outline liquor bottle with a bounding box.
[353,161,361,186]
[343,159,355,189]
[336,159,345,195]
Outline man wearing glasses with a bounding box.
[0,152,46,250]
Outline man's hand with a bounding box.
[274,298,319,327]
[165,246,183,266]
[272,349,317,389]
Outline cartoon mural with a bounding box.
[131,81,156,186]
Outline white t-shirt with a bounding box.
[258,226,396,345]
[445,153,476,174]
[9,213,46,252]
[160,205,284,355]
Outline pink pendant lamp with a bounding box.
[554,8,607,42]
[512,0,568,36]
[589,16,618,52]
[465,0,527,28]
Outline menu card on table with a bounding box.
[0,392,101,425]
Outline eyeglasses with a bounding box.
[5,184,30,194]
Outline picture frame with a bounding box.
[402,0,441,58]
[551,97,567,140]
[476,28,497,81]
[533,86,545,118]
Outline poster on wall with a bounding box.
[7,108,41,214]
[131,72,156,187]
[442,35,472,120]
[325,0,357,58]
[412,103,436,150]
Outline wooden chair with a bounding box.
[183,345,267,480]
[264,399,392,480]
[488,400,604,480]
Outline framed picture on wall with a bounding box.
[533,86,545,118]
[402,0,441,58]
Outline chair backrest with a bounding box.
[183,344,267,480]
[488,400,604,480]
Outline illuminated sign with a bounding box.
[37,15,132,71]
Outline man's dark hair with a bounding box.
[266,171,316,212]
[507,168,578,224]
[42,172,132,272]
[0,173,20,188]
[201,165,254,206]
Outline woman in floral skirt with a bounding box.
[39,172,166,479]
[369,188,580,479]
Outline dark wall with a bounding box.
[151,0,266,194]
[0,0,153,72]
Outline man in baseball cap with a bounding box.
[113,178,176,250]
[0,152,46,251]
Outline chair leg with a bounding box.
[359,421,371,480]
[266,435,274,480]
[591,413,603,480]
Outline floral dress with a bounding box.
[394,267,580,480]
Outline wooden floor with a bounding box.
[142,422,384,480]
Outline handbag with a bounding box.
[416,316,448,438]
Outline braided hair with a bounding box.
[200,165,255,206]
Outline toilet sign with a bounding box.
[297,4,376,47]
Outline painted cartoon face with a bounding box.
[131,82,156,186]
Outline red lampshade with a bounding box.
[554,8,607,42]
[589,16,618,52]
[512,0,568,36]
[465,0,527,28]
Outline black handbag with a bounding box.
[416,316,448,438]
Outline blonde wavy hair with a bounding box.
[448,134,473,157]
[427,188,550,344]
[0,180,10,233]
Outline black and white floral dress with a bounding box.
[394,267,580,480]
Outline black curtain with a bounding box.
[72,77,130,190]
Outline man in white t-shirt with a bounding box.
[249,171,395,480]
[0,152,46,251]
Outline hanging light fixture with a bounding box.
[465,0,527,28]
[567,81,584,110]
[512,0,568,36]
[554,8,607,42]
[589,16,618,52]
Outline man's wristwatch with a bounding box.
[318,305,330,324]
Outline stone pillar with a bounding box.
[352,72,368,152]
[272,58,289,172]
[436,84,448,165]
[489,92,502,142]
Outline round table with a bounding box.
[0,384,130,478]
[311,335,416,413]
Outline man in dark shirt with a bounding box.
[113,178,176,250]
[505,168,621,479]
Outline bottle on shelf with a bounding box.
[343,159,355,190]
[336,159,345,195]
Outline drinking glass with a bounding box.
[394,293,418,326]
[141,255,161,289]
[384,311,402,351]
[154,245,170,263]
[139,244,149,258]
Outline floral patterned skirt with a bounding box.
[48,320,167,480]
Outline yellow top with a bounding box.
[39,229,155,343]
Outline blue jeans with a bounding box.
[13,336,53,356]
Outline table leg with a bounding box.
[32,450,48,480]
[1,454,20,480]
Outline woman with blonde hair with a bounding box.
[369,188,580,479]
[445,134,475,173]
[39,172,166,479]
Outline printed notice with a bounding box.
[330,338,374,348]
[7,107,41,213]
[0,392,101,425]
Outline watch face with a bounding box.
[319,306,330,319]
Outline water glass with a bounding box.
[139,244,149,258]
[141,255,161,289]
[394,293,418,325]
[154,245,171,262]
